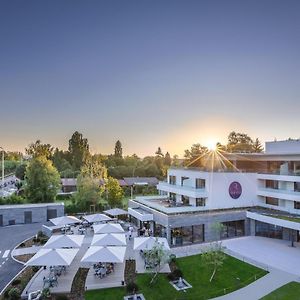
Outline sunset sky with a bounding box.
[0,0,300,157]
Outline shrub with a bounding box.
[19,242,25,248]
[167,268,183,281]
[11,279,21,286]
[169,254,176,263]
[37,231,45,238]
[126,282,139,294]
[55,294,69,300]
[32,266,39,272]
[8,287,21,300]
[4,288,10,298]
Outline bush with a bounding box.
[126,282,139,294]
[55,295,69,300]
[169,254,176,263]
[11,279,21,286]
[19,242,25,248]
[32,266,39,272]
[8,287,21,300]
[167,268,183,281]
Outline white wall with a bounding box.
[165,169,259,210]
[266,140,300,154]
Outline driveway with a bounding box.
[222,236,300,276]
[0,223,44,293]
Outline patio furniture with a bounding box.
[28,290,42,300]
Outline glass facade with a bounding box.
[294,201,300,210]
[196,198,206,206]
[255,221,283,239]
[169,175,176,185]
[171,224,204,246]
[221,220,245,239]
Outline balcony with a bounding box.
[257,173,300,182]
[157,181,207,198]
[257,187,300,201]
[130,196,207,215]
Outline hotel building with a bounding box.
[128,140,300,247]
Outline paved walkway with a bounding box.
[212,269,297,300]
[12,246,42,256]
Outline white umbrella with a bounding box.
[50,216,80,226]
[43,235,84,248]
[133,237,170,251]
[103,208,128,217]
[26,248,79,266]
[92,233,127,246]
[83,213,112,223]
[93,223,124,234]
[81,246,126,263]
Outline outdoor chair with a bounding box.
[28,290,42,300]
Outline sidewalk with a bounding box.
[212,269,297,300]
[12,246,42,256]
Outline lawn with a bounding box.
[85,254,267,300]
[260,282,300,300]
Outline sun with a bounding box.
[205,140,218,151]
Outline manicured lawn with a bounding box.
[270,215,300,223]
[260,282,300,300]
[85,254,267,300]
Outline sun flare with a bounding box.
[205,140,218,151]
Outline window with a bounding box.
[294,182,300,192]
[181,176,189,186]
[255,221,282,239]
[171,225,205,246]
[196,198,206,206]
[266,180,278,189]
[294,202,300,210]
[181,195,189,205]
[266,197,279,206]
[221,220,245,239]
[196,178,205,189]
[169,192,176,201]
[169,175,176,185]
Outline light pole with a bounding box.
[0,147,4,186]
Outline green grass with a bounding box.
[267,215,300,223]
[85,254,267,300]
[260,281,300,300]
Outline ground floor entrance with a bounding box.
[170,224,205,246]
[255,221,283,239]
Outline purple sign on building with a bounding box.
[229,181,242,199]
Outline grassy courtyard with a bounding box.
[85,254,267,300]
[261,281,300,300]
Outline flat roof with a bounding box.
[0,202,64,210]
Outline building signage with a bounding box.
[229,181,242,199]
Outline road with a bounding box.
[0,223,44,293]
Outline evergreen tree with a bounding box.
[114,140,123,158]
[155,147,164,157]
[68,131,90,171]
[164,152,172,166]
[253,138,263,153]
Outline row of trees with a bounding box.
[184,131,263,166]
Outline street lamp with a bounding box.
[0,147,4,186]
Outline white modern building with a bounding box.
[128,140,300,247]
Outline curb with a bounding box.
[11,235,36,265]
[0,266,26,296]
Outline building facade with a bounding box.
[128,140,300,247]
[0,203,64,226]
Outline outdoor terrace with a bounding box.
[131,196,207,214]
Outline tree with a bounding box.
[114,140,123,158]
[25,156,60,203]
[52,148,73,176]
[253,138,263,153]
[25,140,53,159]
[143,239,170,284]
[164,152,172,166]
[202,242,226,282]
[155,147,164,157]
[81,154,107,179]
[106,177,124,208]
[226,131,254,153]
[73,175,103,212]
[68,131,90,171]
[171,155,180,167]
[184,143,208,166]
[15,163,27,180]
